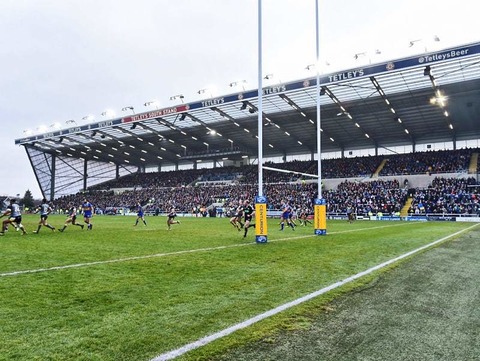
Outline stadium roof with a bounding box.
[15,41,480,198]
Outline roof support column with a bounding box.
[50,154,56,201]
[83,158,88,191]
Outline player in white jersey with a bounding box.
[279,201,295,231]
[33,198,56,233]
[0,199,27,236]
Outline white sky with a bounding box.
[1,0,478,198]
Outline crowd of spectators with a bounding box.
[324,179,408,216]
[89,169,207,190]
[87,148,479,192]
[319,155,383,179]
[52,149,480,217]
[53,179,413,218]
[380,148,473,176]
[53,183,318,216]
[240,161,317,184]
[408,177,480,215]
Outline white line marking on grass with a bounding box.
[0,222,432,278]
[150,223,480,361]
[0,244,249,278]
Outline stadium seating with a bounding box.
[53,148,480,217]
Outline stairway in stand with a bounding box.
[400,197,413,217]
[373,158,388,177]
[469,152,478,174]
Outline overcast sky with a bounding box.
[1,0,478,199]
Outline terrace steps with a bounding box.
[373,159,388,177]
[469,152,478,174]
[400,197,413,217]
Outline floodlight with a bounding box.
[424,66,431,76]
[82,115,95,122]
[170,95,185,103]
[101,109,115,118]
[122,106,135,114]
[354,52,366,60]
[240,101,248,110]
[409,39,421,47]
[229,80,246,90]
[144,100,159,109]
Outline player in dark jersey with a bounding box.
[167,207,180,230]
[59,204,84,232]
[134,203,147,226]
[298,207,312,226]
[242,200,255,238]
[33,198,56,233]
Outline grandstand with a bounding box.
[14,41,480,202]
[6,39,480,361]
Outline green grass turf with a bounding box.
[213,226,480,361]
[0,214,476,360]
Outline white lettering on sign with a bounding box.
[419,49,469,63]
[262,85,287,95]
[202,97,225,107]
[328,69,365,82]
[98,120,113,127]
